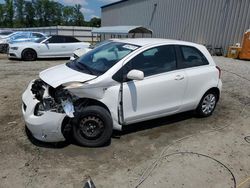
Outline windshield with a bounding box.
[2,32,21,38]
[67,41,140,76]
[89,40,112,49]
[11,32,30,40]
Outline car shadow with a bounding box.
[113,111,195,138]
[25,111,195,148]
[36,57,70,61]
[25,125,110,148]
[8,57,70,61]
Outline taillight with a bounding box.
[216,66,221,79]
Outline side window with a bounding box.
[113,45,177,82]
[12,33,30,40]
[179,46,209,68]
[48,36,64,43]
[32,33,44,38]
[143,48,158,57]
[65,36,80,43]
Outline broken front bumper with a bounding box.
[0,43,9,53]
[22,81,66,142]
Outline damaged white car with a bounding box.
[22,38,222,147]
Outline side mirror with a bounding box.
[127,69,144,80]
[44,40,49,44]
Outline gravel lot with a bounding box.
[0,54,250,188]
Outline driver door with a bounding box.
[121,45,187,124]
[38,36,66,57]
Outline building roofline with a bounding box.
[101,0,129,9]
[92,26,153,35]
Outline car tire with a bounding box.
[22,49,37,61]
[196,91,218,117]
[73,106,113,147]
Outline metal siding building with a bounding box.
[101,0,250,53]
[3,26,97,42]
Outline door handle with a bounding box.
[175,75,184,80]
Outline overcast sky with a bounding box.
[0,0,120,21]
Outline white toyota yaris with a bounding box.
[22,38,222,147]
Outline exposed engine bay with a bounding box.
[31,79,76,118]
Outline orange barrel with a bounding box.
[239,29,250,60]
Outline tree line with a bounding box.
[0,0,101,28]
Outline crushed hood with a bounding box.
[39,64,96,88]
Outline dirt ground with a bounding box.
[0,53,250,188]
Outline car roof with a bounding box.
[50,35,75,37]
[14,31,45,34]
[112,38,203,47]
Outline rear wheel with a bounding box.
[22,49,37,61]
[196,91,218,117]
[73,106,113,147]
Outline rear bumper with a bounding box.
[218,79,222,97]
[22,80,66,142]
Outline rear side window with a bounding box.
[48,36,63,43]
[65,36,80,43]
[32,33,44,38]
[179,46,209,68]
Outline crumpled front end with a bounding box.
[22,79,76,142]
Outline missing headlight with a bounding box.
[34,102,45,116]
[31,79,76,117]
[31,79,46,101]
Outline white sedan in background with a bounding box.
[8,35,90,61]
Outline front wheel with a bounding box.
[73,106,113,147]
[22,49,37,61]
[196,91,218,117]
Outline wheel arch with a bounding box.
[75,98,111,115]
[195,87,220,110]
[75,97,123,131]
[61,98,112,140]
[195,87,220,117]
[21,48,37,58]
[204,87,220,102]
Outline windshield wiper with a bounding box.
[76,62,94,75]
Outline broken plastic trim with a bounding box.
[31,79,76,117]
[61,99,75,118]
[63,82,85,89]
